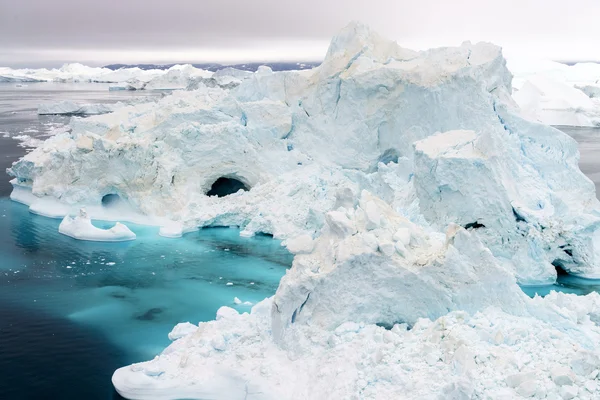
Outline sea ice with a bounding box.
[59,208,136,242]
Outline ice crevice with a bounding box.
[7,21,600,399]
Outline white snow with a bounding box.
[8,21,600,399]
[58,208,136,242]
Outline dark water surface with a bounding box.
[0,85,600,398]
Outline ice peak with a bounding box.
[319,21,418,77]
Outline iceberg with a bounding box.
[143,64,213,90]
[0,63,212,86]
[109,78,148,91]
[509,59,600,127]
[10,22,600,282]
[59,208,136,242]
[512,76,600,127]
[38,101,116,116]
[8,22,600,398]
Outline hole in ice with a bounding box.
[463,221,485,230]
[375,321,412,331]
[559,245,574,257]
[101,193,122,207]
[256,232,274,238]
[512,207,527,223]
[552,260,570,276]
[206,177,249,197]
[378,148,400,165]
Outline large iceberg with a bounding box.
[8,22,600,398]
[9,22,600,283]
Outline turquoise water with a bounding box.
[0,198,291,399]
[521,276,600,297]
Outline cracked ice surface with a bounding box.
[8,21,600,398]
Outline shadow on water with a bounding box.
[0,300,127,400]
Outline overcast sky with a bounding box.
[1,0,599,67]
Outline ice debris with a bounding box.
[59,208,136,242]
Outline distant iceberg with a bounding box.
[0,63,213,87]
[8,21,600,399]
[509,59,600,126]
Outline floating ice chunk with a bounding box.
[233,297,241,304]
[59,208,136,242]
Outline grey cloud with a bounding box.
[0,0,599,67]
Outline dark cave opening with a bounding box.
[101,193,122,207]
[206,177,249,197]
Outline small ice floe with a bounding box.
[59,208,136,242]
[233,297,254,306]
[226,282,233,286]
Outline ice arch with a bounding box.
[101,193,122,207]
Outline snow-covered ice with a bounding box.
[8,21,600,399]
[59,208,136,242]
[0,63,215,91]
[512,76,600,127]
[509,59,600,127]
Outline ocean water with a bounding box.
[0,199,291,399]
[0,84,600,398]
[0,84,292,399]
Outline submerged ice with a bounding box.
[8,21,600,399]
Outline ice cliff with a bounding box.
[8,22,600,398]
